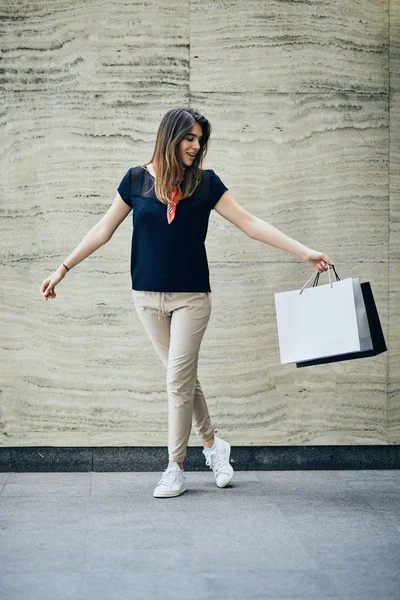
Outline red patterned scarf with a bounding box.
[150,162,184,225]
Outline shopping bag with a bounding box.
[274,266,373,365]
[296,280,386,367]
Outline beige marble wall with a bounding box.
[389,0,400,442]
[1,0,398,447]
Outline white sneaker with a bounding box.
[202,436,234,488]
[153,461,187,498]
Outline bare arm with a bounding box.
[214,190,333,270]
[245,215,309,259]
[60,192,131,268]
[40,192,131,299]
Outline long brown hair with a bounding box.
[145,107,211,205]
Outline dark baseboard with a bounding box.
[0,445,399,472]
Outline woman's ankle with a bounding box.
[169,460,184,470]
[202,435,215,449]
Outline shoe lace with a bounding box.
[158,467,182,486]
[205,450,224,476]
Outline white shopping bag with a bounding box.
[274,267,373,365]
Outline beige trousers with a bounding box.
[132,290,215,463]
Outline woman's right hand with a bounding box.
[40,267,66,300]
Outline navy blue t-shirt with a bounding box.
[117,165,228,292]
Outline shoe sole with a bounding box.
[153,486,187,498]
[217,441,234,488]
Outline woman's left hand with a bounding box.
[303,248,334,272]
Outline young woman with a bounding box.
[40,107,333,499]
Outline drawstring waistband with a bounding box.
[158,292,165,321]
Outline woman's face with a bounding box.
[178,122,203,167]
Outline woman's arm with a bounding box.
[214,190,333,271]
[60,192,131,269]
[245,215,310,260]
[40,193,131,299]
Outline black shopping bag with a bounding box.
[296,281,386,368]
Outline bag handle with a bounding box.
[299,264,340,295]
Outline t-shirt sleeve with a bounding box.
[117,168,133,207]
[209,170,228,210]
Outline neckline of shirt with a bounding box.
[143,164,187,179]
[141,165,206,203]
[143,164,155,178]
